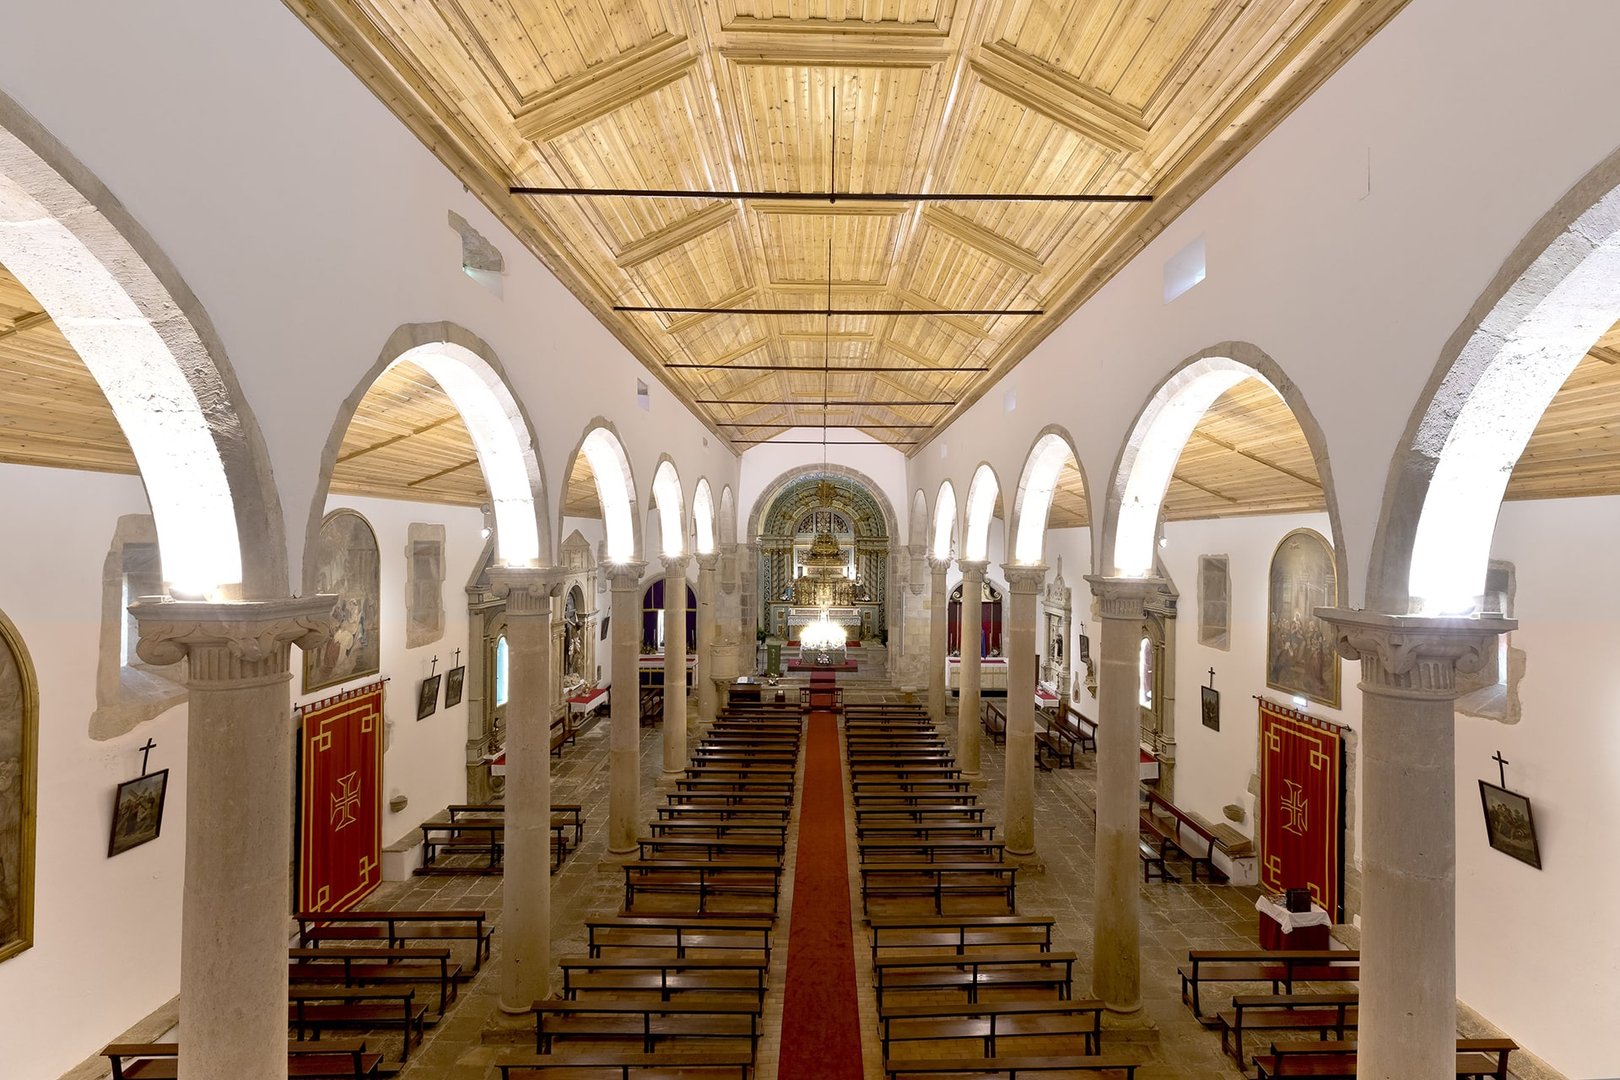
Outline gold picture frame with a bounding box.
[0,607,38,965]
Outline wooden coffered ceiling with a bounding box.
[329,362,491,505]
[286,0,1408,449]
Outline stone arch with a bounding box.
[718,485,737,548]
[744,463,900,541]
[932,480,959,560]
[559,419,642,565]
[1371,146,1620,614]
[0,90,285,598]
[692,478,716,555]
[306,323,552,589]
[909,489,929,549]
[650,456,686,557]
[1101,342,1346,587]
[1009,425,1093,566]
[963,463,1004,563]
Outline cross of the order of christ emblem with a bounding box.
[1281,779,1309,837]
[330,770,363,832]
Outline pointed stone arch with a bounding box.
[650,456,686,558]
[692,478,716,555]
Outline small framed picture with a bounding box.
[1200,685,1220,732]
[108,769,170,857]
[417,674,442,720]
[444,666,466,708]
[1479,780,1541,869]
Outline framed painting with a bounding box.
[1266,529,1341,709]
[443,666,466,708]
[1479,781,1542,869]
[304,509,381,693]
[0,609,38,963]
[1201,685,1220,731]
[417,674,442,721]
[108,769,169,857]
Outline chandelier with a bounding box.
[801,611,847,651]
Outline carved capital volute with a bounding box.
[958,559,988,583]
[1084,575,1161,622]
[660,553,691,578]
[130,596,338,689]
[1002,563,1048,595]
[487,566,561,619]
[1317,608,1516,701]
[607,561,647,592]
[926,554,951,577]
[694,553,720,573]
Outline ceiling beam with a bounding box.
[698,398,955,406]
[336,414,460,464]
[1189,430,1323,489]
[514,34,698,143]
[667,363,987,372]
[407,456,481,488]
[617,305,1042,316]
[1169,472,1241,504]
[0,310,50,342]
[970,41,1150,154]
[513,186,1150,204]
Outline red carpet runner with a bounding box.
[778,710,864,1078]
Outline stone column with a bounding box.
[607,562,646,854]
[957,560,987,781]
[661,555,691,775]
[1002,563,1046,857]
[130,597,334,1080]
[1083,575,1159,1013]
[694,553,719,729]
[488,567,558,1011]
[926,556,949,727]
[1319,609,1512,1080]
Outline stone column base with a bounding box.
[481,1011,537,1042]
[1099,1009,1158,1035]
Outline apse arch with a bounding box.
[307,323,552,587]
[1009,426,1092,566]
[692,478,716,555]
[962,463,1003,563]
[744,462,900,541]
[1102,342,1346,587]
[0,91,285,598]
[932,480,959,560]
[1371,146,1620,614]
[559,420,642,565]
[650,456,686,558]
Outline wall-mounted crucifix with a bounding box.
[137,738,157,777]
[1492,749,1510,788]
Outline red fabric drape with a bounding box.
[1259,698,1344,918]
[298,682,385,913]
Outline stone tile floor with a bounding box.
[361,681,1273,1079]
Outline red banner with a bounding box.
[1259,698,1343,918]
[298,682,384,913]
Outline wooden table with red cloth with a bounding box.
[1258,698,1345,919]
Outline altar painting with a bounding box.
[1266,529,1340,710]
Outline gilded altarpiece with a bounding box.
[755,476,889,642]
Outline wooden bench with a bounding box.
[666,790,795,808]
[549,712,573,756]
[535,998,763,1054]
[640,686,664,726]
[1036,706,1095,769]
[981,700,1008,744]
[637,835,786,861]
[559,955,770,1004]
[1140,790,1228,883]
[861,862,1017,914]
[498,1050,753,1078]
[1138,837,1175,882]
[288,987,427,1063]
[287,945,460,1014]
[872,947,1075,1004]
[295,909,494,973]
[104,1041,382,1079]
[419,817,504,872]
[657,803,791,822]
[650,818,789,841]
[585,915,773,960]
[868,914,1055,962]
[859,837,1006,863]
[1217,992,1358,1063]
[1178,949,1359,1020]
[878,999,1105,1057]
[1253,1038,1516,1079]
[884,1053,1139,1078]
[855,804,988,824]
[858,822,996,841]
[622,860,783,913]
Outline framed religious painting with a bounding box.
[108,769,169,857]
[1200,685,1220,731]
[1479,780,1542,869]
[444,666,466,708]
[304,509,381,693]
[417,674,442,721]
[0,609,38,963]
[1266,529,1341,709]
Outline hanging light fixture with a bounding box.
[801,611,847,652]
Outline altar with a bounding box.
[946,656,1009,694]
[786,606,860,637]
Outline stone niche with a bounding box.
[404,523,446,649]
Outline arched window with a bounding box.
[1138,635,1154,710]
[494,633,510,707]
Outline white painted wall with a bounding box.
[0,465,186,1080]
[737,431,910,542]
[293,496,486,849]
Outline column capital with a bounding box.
[130,595,336,688]
[694,552,719,573]
[606,561,647,590]
[958,559,989,581]
[1002,563,1048,593]
[1316,607,1516,700]
[488,566,561,616]
[660,553,691,576]
[1084,575,1162,621]
[926,555,952,576]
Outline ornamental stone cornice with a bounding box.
[1084,575,1163,621]
[606,561,647,590]
[1316,608,1517,700]
[1002,563,1048,593]
[660,553,692,575]
[487,566,562,617]
[130,595,337,689]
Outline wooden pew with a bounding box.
[104,1041,382,1079]
[867,914,1055,962]
[871,947,1075,1004]
[1217,992,1359,1064]
[878,998,1105,1057]
[621,860,784,913]
[1138,836,1175,882]
[657,803,791,822]
[636,835,786,862]
[858,837,1007,863]
[287,987,426,1063]
[287,945,459,1014]
[1178,949,1359,1020]
[559,954,770,1004]
[1140,789,1232,882]
[884,1055,1139,1079]
[295,909,494,973]
[585,915,773,961]
[858,822,996,842]
[1253,1038,1516,1079]
[1036,705,1095,769]
[650,818,789,841]
[534,999,763,1055]
[860,862,1018,915]
[854,803,988,824]
[981,700,1007,745]
[497,1050,753,1078]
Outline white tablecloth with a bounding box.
[1255,894,1331,933]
